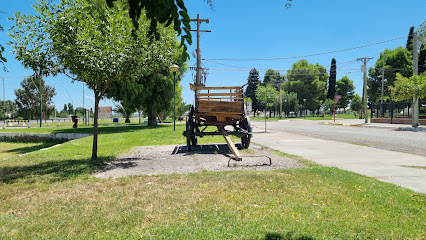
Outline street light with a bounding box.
[170,64,180,131]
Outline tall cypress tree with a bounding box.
[245,68,260,115]
[327,58,337,99]
[406,26,415,54]
[419,43,426,74]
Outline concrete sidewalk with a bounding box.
[251,126,426,194]
[325,118,426,131]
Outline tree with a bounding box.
[390,73,426,101]
[322,99,334,115]
[368,47,413,102]
[350,94,362,114]
[283,59,328,112]
[281,91,299,116]
[406,26,415,54]
[326,58,337,100]
[14,75,55,119]
[419,19,426,46]
[63,104,68,113]
[114,102,135,123]
[67,103,74,115]
[256,84,279,115]
[336,76,355,109]
[139,72,175,125]
[0,100,17,119]
[104,42,185,126]
[175,85,190,120]
[419,43,426,75]
[75,107,85,117]
[9,0,179,159]
[263,69,283,89]
[0,21,6,70]
[244,68,261,116]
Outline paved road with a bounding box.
[250,119,426,194]
[251,119,426,157]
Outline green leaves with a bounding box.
[14,75,56,119]
[107,0,192,61]
[256,84,279,107]
[284,59,328,111]
[336,76,355,108]
[391,73,426,101]
[367,47,413,102]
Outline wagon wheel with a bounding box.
[239,118,252,149]
[192,123,198,146]
[186,118,192,151]
[241,133,250,149]
[188,106,198,146]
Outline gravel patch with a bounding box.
[93,143,302,178]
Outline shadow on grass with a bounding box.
[0,156,112,184]
[49,124,169,135]
[3,142,61,155]
[263,232,315,240]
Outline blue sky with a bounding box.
[1,0,425,111]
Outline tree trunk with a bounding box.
[138,109,142,125]
[91,93,100,160]
[148,111,157,126]
[125,117,130,123]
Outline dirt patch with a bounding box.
[93,143,302,178]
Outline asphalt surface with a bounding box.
[250,119,426,194]
[251,119,426,157]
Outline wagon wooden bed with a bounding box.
[183,83,253,161]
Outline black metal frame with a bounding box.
[183,105,252,151]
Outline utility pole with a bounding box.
[412,31,419,127]
[357,57,373,124]
[2,76,5,126]
[381,52,385,118]
[190,14,210,86]
[279,81,282,119]
[83,82,85,126]
[39,75,42,128]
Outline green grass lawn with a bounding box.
[0,119,151,133]
[252,114,358,121]
[0,142,59,159]
[0,124,424,239]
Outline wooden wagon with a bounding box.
[184,83,252,161]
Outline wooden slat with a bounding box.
[198,97,243,101]
[197,92,242,97]
[190,83,243,91]
[198,86,242,90]
[198,112,243,118]
[198,101,243,113]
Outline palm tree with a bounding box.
[113,102,135,123]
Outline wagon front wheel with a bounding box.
[239,118,252,149]
[241,133,250,149]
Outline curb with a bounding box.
[396,127,426,132]
[327,122,344,125]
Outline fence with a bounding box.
[370,100,426,124]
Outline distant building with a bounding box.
[98,106,112,119]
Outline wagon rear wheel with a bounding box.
[186,118,192,151]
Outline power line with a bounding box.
[204,59,359,72]
[204,68,360,73]
[203,35,408,61]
